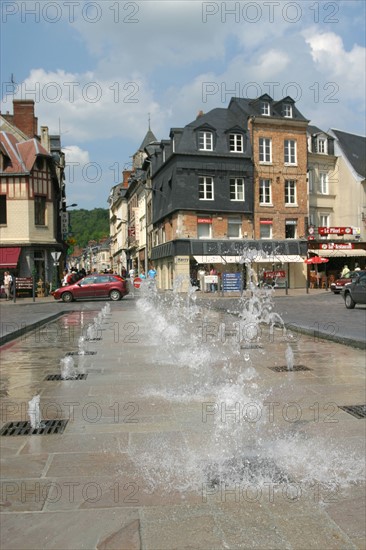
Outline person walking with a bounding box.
[4,271,12,300]
[148,265,157,279]
[341,265,350,277]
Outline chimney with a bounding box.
[122,170,132,188]
[196,110,204,119]
[13,100,38,137]
[40,126,50,152]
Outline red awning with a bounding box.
[0,247,21,268]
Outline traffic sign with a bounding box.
[51,251,62,261]
[133,277,142,288]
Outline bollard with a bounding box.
[306,280,309,294]
[285,280,288,295]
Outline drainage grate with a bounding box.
[338,405,366,419]
[206,457,292,488]
[85,337,102,342]
[44,374,88,381]
[0,419,69,436]
[240,343,263,349]
[269,365,311,372]
[66,351,97,356]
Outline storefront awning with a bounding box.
[0,247,21,268]
[312,249,366,258]
[194,254,304,264]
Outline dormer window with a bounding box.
[317,137,327,154]
[283,104,292,118]
[229,133,243,152]
[198,131,213,151]
[261,102,270,116]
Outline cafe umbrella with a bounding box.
[305,255,329,287]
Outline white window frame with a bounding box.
[261,101,270,116]
[199,176,214,200]
[285,220,297,239]
[198,131,213,151]
[284,139,297,165]
[320,214,329,228]
[259,137,272,163]
[230,177,245,201]
[308,170,314,193]
[229,133,243,152]
[285,180,297,205]
[317,137,327,154]
[227,216,242,239]
[197,222,212,239]
[259,179,272,205]
[260,221,272,239]
[319,171,329,194]
[283,104,293,118]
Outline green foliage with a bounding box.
[68,208,109,248]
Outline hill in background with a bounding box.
[68,208,109,248]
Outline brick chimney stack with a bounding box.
[122,170,132,188]
[13,100,38,137]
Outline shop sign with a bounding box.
[318,227,353,236]
[260,219,273,224]
[263,270,286,279]
[319,243,354,250]
[175,256,189,264]
[197,217,212,224]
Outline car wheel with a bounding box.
[61,292,73,303]
[109,289,121,301]
[332,290,340,294]
[344,293,355,309]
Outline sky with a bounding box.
[1,0,365,209]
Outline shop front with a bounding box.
[151,239,308,291]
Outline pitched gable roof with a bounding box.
[330,129,366,179]
[0,131,51,174]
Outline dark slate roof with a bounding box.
[307,125,332,137]
[331,129,366,179]
[229,95,308,121]
[139,128,157,151]
[174,107,249,155]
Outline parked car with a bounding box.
[52,274,129,302]
[330,270,359,294]
[341,272,366,309]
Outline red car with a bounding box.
[330,271,362,294]
[52,274,129,302]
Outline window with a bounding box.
[283,104,292,118]
[199,176,214,200]
[260,220,272,239]
[197,222,212,239]
[0,195,7,224]
[229,134,243,152]
[198,131,213,151]
[317,137,327,154]
[230,178,244,201]
[259,138,272,163]
[261,101,270,116]
[34,195,46,225]
[285,180,297,205]
[259,179,272,204]
[285,220,297,239]
[319,172,329,194]
[308,171,314,193]
[320,214,329,228]
[227,217,242,239]
[284,140,297,164]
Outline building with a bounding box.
[149,99,308,290]
[108,170,130,275]
[0,100,65,285]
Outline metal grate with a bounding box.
[240,343,263,349]
[206,457,292,488]
[66,351,97,356]
[44,374,88,381]
[269,365,311,372]
[0,419,69,436]
[85,337,102,342]
[338,405,366,419]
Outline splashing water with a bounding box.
[130,266,365,495]
[78,336,87,355]
[28,395,42,429]
[285,343,294,371]
[60,356,78,379]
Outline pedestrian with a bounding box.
[62,269,69,286]
[140,269,146,279]
[209,265,217,292]
[354,263,361,271]
[129,266,136,279]
[4,271,12,300]
[147,265,157,279]
[341,265,350,277]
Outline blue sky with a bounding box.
[1,0,365,209]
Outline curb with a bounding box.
[0,312,66,347]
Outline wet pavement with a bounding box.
[0,290,365,549]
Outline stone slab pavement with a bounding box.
[0,291,365,549]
